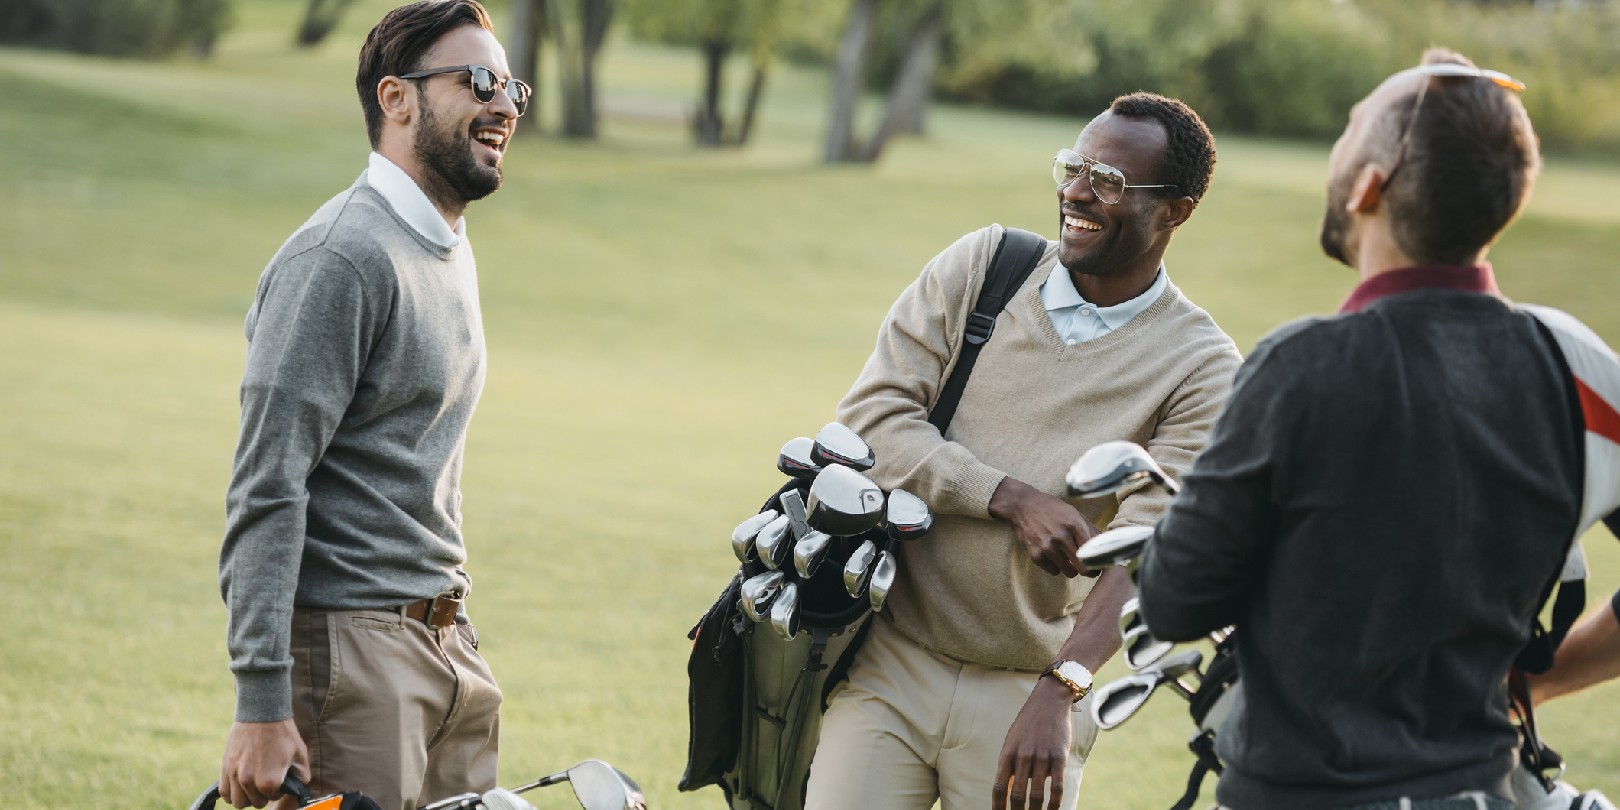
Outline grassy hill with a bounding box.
[3,1,1619,806]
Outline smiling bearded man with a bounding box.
[802,93,1240,810]
[215,2,527,807]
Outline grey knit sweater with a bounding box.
[220,177,486,723]
[836,224,1241,670]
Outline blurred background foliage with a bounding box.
[4,0,1618,154]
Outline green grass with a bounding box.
[3,1,1620,806]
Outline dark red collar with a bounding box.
[1338,264,1501,314]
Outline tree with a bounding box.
[822,0,946,164]
[548,0,616,139]
[294,0,357,48]
[505,0,548,133]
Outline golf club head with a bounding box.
[884,489,933,541]
[479,788,536,810]
[868,550,897,612]
[1076,524,1155,570]
[779,488,811,540]
[739,570,786,622]
[1091,671,1161,730]
[810,422,876,472]
[777,436,822,479]
[806,464,886,536]
[731,509,778,564]
[520,759,649,810]
[843,538,879,598]
[792,530,834,579]
[1146,647,1204,681]
[1065,440,1179,499]
[1122,623,1175,671]
[754,514,793,571]
[770,582,802,640]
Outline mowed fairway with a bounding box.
[3,1,1620,807]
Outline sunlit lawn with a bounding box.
[3,1,1619,806]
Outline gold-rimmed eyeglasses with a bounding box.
[1381,63,1525,190]
[1052,149,1177,205]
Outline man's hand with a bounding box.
[220,719,309,808]
[992,677,1076,810]
[989,477,1096,577]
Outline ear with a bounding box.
[1157,196,1197,231]
[1346,164,1385,214]
[376,75,415,128]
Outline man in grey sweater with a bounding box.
[805,94,1240,810]
[215,2,527,807]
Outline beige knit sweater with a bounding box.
[836,224,1242,671]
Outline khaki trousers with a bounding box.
[804,618,1098,810]
[286,606,502,810]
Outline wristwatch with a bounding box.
[1042,660,1093,702]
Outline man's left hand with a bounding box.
[992,677,1075,810]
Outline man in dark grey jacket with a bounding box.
[215,2,528,807]
[1138,49,1587,809]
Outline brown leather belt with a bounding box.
[403,594,462,628]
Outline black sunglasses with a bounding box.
[399,64,530,117]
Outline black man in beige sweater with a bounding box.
[804,93,1241,810]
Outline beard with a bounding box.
[1319,167,1354,267]
[413,102,502,208]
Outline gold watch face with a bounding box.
[1053,661,1093,699]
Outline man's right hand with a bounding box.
[988,477,1095,578]
[220,719,309,808]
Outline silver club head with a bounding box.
[792,530,834,579]
[512,758,648,810]
[810,422,875,472]
[843,538,879,598]
[1066,440,1179,499]
[868,551,897,612]
[478,788,536,810]
[1121,622,1175,671]
[1077,524,1155,570]
[731,509,779,564]
[884,489,933,541]
[754,514,794,571]
[777,436,822,479]
[779,488,811,540]
[770,582,801,640]
[739,570,786,622]
[1090,649,1205,730]
[806,464,886,536]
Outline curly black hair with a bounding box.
[1108,92,1216,203]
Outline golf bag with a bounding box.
[678,226,1050,810]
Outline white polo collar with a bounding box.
[365,152,464,249]
[1041,263,1167,332]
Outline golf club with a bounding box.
[754,513,793,571]
[740,570,786,622]
[779,488,811,541]
[884,489,933,541]
[1076,524,1154,570]
[792,530,834,579]
[806,464,886,536]
[868,550,897,612]
[843,538,879,598]
[1091,648,1204,730]
[770,581,802,640]
[508,759,649,810]
[1118,596,1175,670]
[810,422,876,472]
[777,436,822,479]
[1065,440,1179,499]
[731,509,778,564]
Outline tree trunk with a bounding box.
[732,59,769,146]
[507,0,545,133]
[822,0,881,163]
[694,39,729,147]
[295,0,356,48]
[861,0,944,161]
[554,0,612,140]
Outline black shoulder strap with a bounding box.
[927,227,1048,434]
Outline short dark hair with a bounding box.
[356,0,495,148]
[1377,48,1540,264]
[1107,92,1217,204]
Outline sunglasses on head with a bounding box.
[1052,149,1177,205]
[399,64,530,117]
[1382,62,1525,190]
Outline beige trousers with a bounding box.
[804,618,1098,810]
[286,606,502,810]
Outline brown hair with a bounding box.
[355,0,494,148]
[1378,48,1541,264]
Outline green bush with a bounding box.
[0,0,233,58]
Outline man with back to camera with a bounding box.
[805,93,1241,810]
[215,1,528,806]
[1136,49,1614,809]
